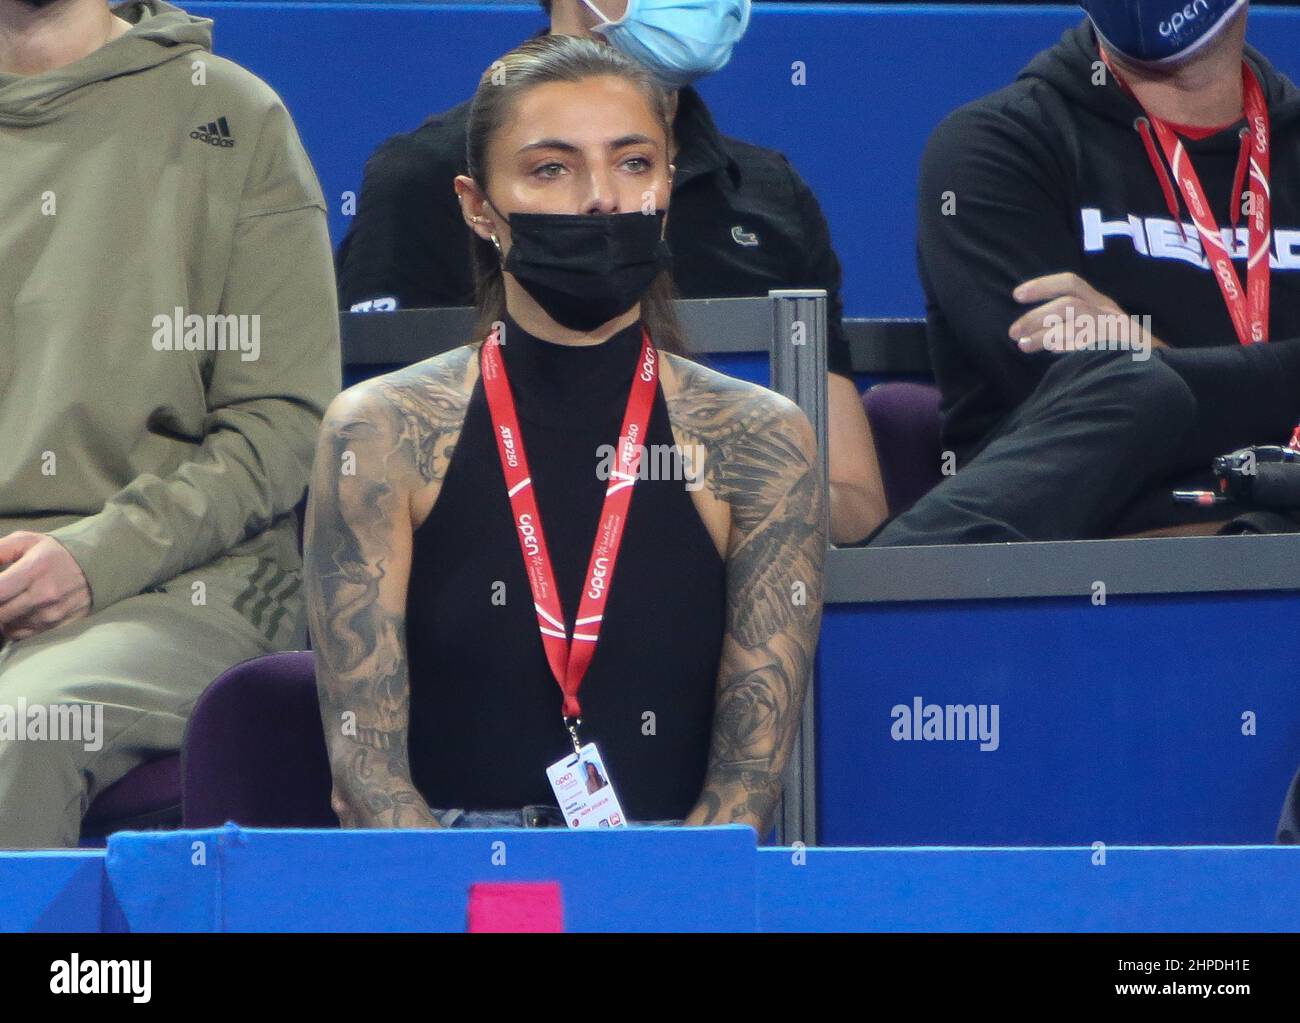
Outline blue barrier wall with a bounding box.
[757,845,1300,932]
[817,591,1300,846]
[186,2,1300,318]
[0,853,118,932]
[102,825,758,932]
[7,832,1300,932]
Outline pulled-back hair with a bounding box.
[465,34,689,354]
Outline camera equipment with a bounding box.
[1173,444,1300,509]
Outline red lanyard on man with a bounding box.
[480,323,658,753]
[1107,55,1273,346]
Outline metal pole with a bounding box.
[767,289,829,847]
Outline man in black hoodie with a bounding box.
[872,0,1300,546]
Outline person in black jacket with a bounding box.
[871,0,1300,546]
[336,0,886,545]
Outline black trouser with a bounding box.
[871,340,1300,546]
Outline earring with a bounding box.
[490,232,503,263]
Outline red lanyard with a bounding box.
[480,324,658,737]
[1109,57,1272,345]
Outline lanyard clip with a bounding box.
[564,716,583,757]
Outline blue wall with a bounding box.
[10,830,1300,932]
[188,2,1300,317]
[818,590,1300,845]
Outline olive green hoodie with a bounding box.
[0,1,341,620]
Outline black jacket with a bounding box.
[918,20,1300,462]
[336,86,853,376]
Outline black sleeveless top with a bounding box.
[405,314,727,820]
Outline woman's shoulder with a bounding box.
[327,344,481,421]
[659,352,822,561]
[660,352,816,453]
[320,343,483,488]
[379,341,483,400]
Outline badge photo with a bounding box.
[546,742,628,830]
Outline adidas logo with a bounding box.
[190,116,236,148]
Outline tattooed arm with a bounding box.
[668,359,827,837]
[304,348,474,828]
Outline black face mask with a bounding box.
[495,208,673,333]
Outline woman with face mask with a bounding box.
[306,35,825,836]
[337,0,887,548]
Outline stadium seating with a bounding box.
[80,498,313,845]
[181,651,334,829]
[81,756,181,841]
[862,381,944,515]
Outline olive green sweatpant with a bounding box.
[0,553,304,849]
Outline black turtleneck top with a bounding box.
[405,315,727,820]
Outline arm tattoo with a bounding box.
[375,349,479,485]
[305,347,476,828]
[667,356,826,835]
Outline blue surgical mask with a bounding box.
[582,0,752,88]
[1080,0,1246,65]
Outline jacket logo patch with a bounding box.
[731,225,759,247]
[190,116,236,149]
[1080,208,1300,270]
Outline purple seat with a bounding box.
[862,381,944,516]
[82,754,182,840]
[181,650,336,828]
